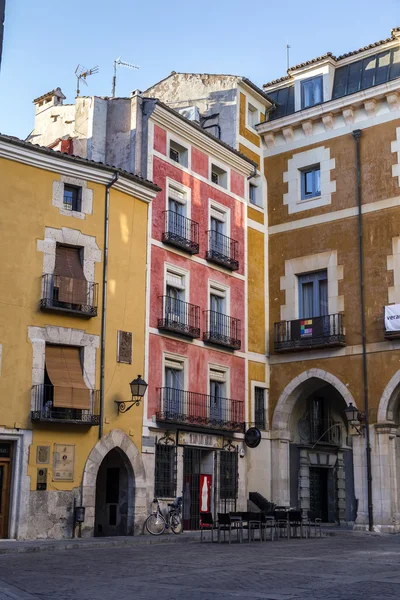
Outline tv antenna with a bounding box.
[286,43,291,71]
[75,64,99,97]
[112,57,140,97]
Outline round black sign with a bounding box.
[244,427,262,448]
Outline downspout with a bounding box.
[352,129,373,531]
[99,171,119,439]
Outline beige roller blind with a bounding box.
[45,346,91,410]
[54,246,88,305]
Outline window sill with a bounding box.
[60,208,86,220]
[298,194,322,204]
[248,202,264,212]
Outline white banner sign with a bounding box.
[384,304,400,331]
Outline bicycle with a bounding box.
[145,497,183,536]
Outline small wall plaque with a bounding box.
[53,444,75,481]
[37,467,47,491]
[36,445,50,464]
[117,331,132,364]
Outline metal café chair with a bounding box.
[260,512,275,541]
[241,512,262,542]
[288,510,305,538]
[305,511,322,538]
[274,510,290,539]
[217,513,243,544]
[200,512,216,543]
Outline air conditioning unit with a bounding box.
[177,106,200,122]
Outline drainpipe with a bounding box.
[99,171,119,439]
[352,129,373,531]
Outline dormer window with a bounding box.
[301,76,323,109]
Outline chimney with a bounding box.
[33,87,66,115]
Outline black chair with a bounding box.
[242,512,262,542]
[200,512,216,542]
[217,513,243,544]
[305,511,322,538]
[274,510,289,539]
[288,510,305,538]
[260,512,275,541]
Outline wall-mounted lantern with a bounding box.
[343,402,365,436]
[115,375,148,413]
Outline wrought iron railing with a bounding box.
[162,211,199,254]
[158,296,200,338]
[40,274,98,317]
[274,314,345,352]
[31,385,100,425]
[156,387,245,432]
[203,311,241,350]
[206,230,239,271]
[310,418,342,446]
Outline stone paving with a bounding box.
[0,533,399,599]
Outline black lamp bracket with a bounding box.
[115,398,141,413]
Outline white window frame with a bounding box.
[166,133,190,170]
[209,158,229,190]
[208,279,230,315]
[208,199,230,238]
[248,175,263,208]
[164,263,189,303]
[165,177,191,219]
[208,363,230,408]
[162,353,188,390]
[247,102,258,130]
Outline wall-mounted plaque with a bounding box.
[36,445,50,464]
[53,444,75,481]
[117,331,132,364]
[37,467,47,491]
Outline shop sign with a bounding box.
[385,304,400,331]
[53,444,75,481]
[178,431,223,449]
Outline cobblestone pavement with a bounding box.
[0,534,399,599]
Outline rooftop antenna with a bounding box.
[75,64,99,97]
[286,43,291,71]
[112,57,140,98]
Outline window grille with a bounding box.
[155,444,177,498]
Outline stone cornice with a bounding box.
[0,139,159,204]
[151,104,256,176]
[256,78,400,148]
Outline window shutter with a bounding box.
[169,187,186,203]
[210,368,226,382]
[165,358,184,371]
[54,246,87,305]
[45,346,90,409]
[166,272,185,290]
[210,207,226,222]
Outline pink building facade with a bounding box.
[143,107,255,529]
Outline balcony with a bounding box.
[162,211,199,254]
[156,387,245,432]
[310,418,342,447]
[31,385,100,425]
[206,230,239,271]
[40,274,98,318]
[203,311,241,350]
[158,296,200,338]
[274,314,345,353]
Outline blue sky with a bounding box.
[0,0,399,139]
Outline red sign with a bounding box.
[200,474,212,513]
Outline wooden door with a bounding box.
[0,460,11,538]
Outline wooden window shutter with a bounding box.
[54,245,88,305]
[45,345,91,409]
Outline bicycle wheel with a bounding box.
[145,513,166,536]
[171,514,182,534]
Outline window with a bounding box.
[254,387,266,430]
[301,76,323,109]
[164,358,184,415]
[211,164,228,189]
[210,284,227,334]
[63,185,82,212]
[219,451,238,500]
[210,368,227,423]
[210,205,227,252]
[165,270,186,322]
[247,103,258,129]
[301,165,320,200]
[249,183,257,205]
[53,245,88,307]
[298,270,328,319]
[268,85,295,120]
[167,188,187,239]
[155,444,177,498]
[169,140,188,168]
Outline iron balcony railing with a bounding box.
[31,385,100,425]
[156,387,245,432]
[274,314,345,352]
[203,310,241,350]
[162,211,200,254]
[310,418,342,446]
[40,274,98,318]
[158,296,200,338]
[206,230,239,271]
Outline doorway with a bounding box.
[309,466,338,522]
[0,442,12,539]
[94,448,134,536]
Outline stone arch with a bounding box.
[272,368,357,432]
[377,370,400,424]
[81,429,147,536]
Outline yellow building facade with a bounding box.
[0,135,159,539]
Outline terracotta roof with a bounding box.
[33,87,66,104]
[148,98,257,168]
[0,133,160,191]
[263,27,400,89]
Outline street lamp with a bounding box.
[343,403,365,436]
[115,375,148,413]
